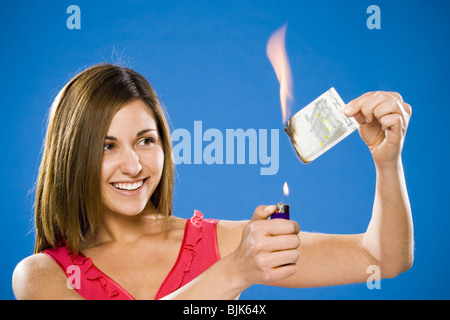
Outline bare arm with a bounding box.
[167,133,414,295]
[192,91,414,291]
[347,91,414,277]
[273,91,414,288]
[12,253,84,300]
[362,159,413,277]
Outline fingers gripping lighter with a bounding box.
[271,202,290,220]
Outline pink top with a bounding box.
[42,210,220,300]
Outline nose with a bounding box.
[120,148,142,177]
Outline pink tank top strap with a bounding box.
[154,210,220,299]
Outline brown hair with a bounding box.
[34,64,174,254]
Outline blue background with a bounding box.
[1,0,449,299]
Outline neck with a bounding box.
[84,202,168,248]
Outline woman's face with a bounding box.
[100,99,164,216]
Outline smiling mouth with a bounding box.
[111,178,147,191]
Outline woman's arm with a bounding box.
[348,91,413,277]
[363,159,413,277]
[12,253,84,300]
[271,91,414,288]
[180,91,413,293]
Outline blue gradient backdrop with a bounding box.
[1,0,449,299]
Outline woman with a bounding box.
[12,63,413,299]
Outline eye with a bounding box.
[138,137,156,146]
[103,142,116,151]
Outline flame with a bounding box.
[266,23,294,124]
[283,181,289,197]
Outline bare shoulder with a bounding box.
[12,253,83,300]
[216,219,248,258]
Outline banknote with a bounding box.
[284,88,359,163]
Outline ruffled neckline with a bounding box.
[153,210,205,299]
[61,210,206,300]
[73,250,132,299]
[57,239,134,299]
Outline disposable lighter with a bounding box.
[271,202,290,220]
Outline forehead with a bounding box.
[107,100,157,133]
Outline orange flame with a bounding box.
[266,23,294,124]
[283,181,289,197]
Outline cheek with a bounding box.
[100,157,118,203]
[100,157,116,183]
[140,147,164,185]
[151,147,165,178]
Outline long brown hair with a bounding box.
[34,64,174,254]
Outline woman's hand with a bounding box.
[230,205,300,288]
[344,91,412,167]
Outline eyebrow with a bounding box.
[105,128,157,141]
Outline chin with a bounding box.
[102,193,151,217]
[107,203,148,217]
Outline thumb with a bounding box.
[344,101,367,125]
[251,205,277,221]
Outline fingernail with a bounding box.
[344,106,352,115]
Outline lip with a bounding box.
[109,177,149,196]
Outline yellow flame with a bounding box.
[283,181,289,197]
[266,23,293,124]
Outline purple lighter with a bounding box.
[271,202,290,220]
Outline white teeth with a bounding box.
[113,180,144,191]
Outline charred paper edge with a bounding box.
[284,88,359,163]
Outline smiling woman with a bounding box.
[32,64,174,255]
[12,63,413,300]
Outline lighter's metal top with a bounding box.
[276,202,290,213]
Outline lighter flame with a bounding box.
[283,181,289,197]
[266,23,294,124]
